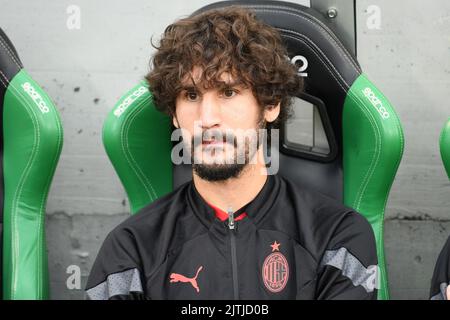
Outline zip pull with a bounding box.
[227,206,235,230]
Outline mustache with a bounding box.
[191,129,237,147]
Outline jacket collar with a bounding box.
[187,173,280,229]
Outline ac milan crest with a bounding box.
[262,241,289,293]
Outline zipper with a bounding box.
[227,206,239,300]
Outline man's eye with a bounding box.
[222,89,237,98]
[185,91,199,101]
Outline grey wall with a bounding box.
[0,0,449,299]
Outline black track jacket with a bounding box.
[86,174,379,299]
[430,236,450,300]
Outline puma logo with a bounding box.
[169,266,203,293]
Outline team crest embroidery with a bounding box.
[262,241,289,293]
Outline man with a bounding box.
[85,6,379,300]
[430,236,450,300]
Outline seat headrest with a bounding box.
[192,0,362,152]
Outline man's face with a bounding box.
[173,67,280,181]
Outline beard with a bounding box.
[188,117,266,182]
[193,161,245,182]
[192,138,250,182]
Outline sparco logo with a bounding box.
[21,82,50,114]
[114,86,147,117]
[362,87,390,119]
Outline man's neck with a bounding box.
[193,153,268,214]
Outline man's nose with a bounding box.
[198,93,221,129]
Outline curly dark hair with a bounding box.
[145,5,303,130]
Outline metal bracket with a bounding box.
[310,0,357,57]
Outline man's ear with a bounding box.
[172,114,180,128]
[264,102,281,123]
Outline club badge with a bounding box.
[262,241,289,293]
